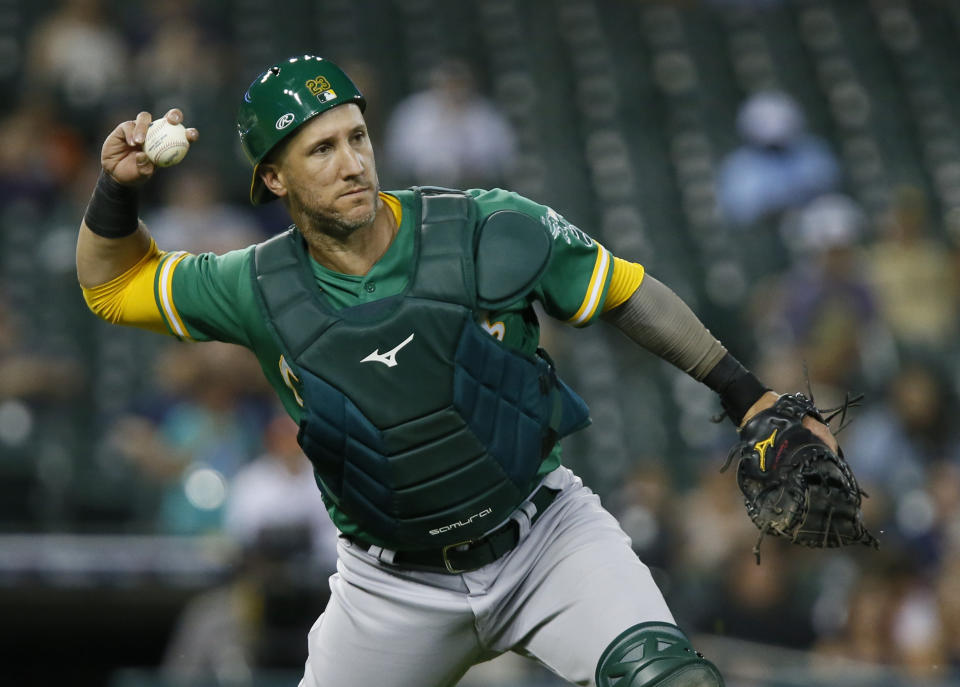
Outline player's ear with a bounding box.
[259,163,288,199]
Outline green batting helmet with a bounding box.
[237,55,366,205]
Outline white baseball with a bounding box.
[144,119,190,167]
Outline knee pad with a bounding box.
[595,622,724,687]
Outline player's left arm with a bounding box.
[532,210,764,425]
[475,190,835,444]
[469,188,627,326]
[602,272,837,447]
[527,206,638,327]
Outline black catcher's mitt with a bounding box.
[722,392,878,562]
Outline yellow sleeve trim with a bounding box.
[602,257,646,312]
[156,251,192,340]
[82,239,171,335]
[566,244,612,327]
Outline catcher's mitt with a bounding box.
[722,392,878,562]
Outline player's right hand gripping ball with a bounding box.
[144,118,190,167]
[722,393,878,561]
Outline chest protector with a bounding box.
[252,188,590,550]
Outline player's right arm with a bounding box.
[76,109,199,288]
[77,109,261,351]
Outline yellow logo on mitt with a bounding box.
[754,428,778,471]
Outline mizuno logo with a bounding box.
[361,333,415,368]
[754,428,778,471]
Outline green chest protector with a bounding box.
[251,188,590,550]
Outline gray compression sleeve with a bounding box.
[601,275,727,381]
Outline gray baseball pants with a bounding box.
[299,467,674,687]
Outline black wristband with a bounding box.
[83,170,140,239]
[703,352,768,425]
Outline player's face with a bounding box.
[266,104,380,237]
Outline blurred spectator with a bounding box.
[718,91,841,228]
[929,461,960,559]
[845,361,955,498]
[694,533,816,648]
[161,414,336,684]
[161,572,259,686]
[0,94,87,211]
[0,298,83,403]
[865,186,959,351]
[337,58,386,157]
[161,522,326,685]
[814,573,897,664]
[130,0,224,112]
[779,192,866,256]
[606,462,674,571]
[144,166,263,254]
[383,59,516,189]
[0,293,86,522]
[897,460,960,573]
[890,581,949,682]
[750,194,889,400]
[937,556,960,667]
[225,413,339,571]
[676,469,751,575]
[667,469,755,633]
[25,0,130,127]
[109,342,271,535]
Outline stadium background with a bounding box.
[2,0,960,685]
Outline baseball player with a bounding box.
[77,56,841,687]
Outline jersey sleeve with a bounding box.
[470,189,645,326]
[82,240,257,348]
[159,247,256,346]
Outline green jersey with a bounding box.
[154,188,614,537]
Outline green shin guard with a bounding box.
[595,622,724,687]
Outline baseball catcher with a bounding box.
[722,391,879,562]
[78,51,882,687]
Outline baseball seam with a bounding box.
[149,140,188,164]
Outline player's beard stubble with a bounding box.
[289,182,380,244]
